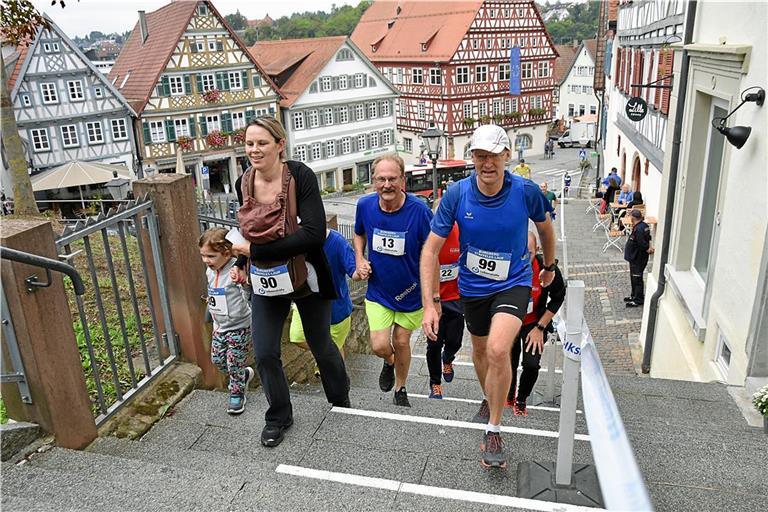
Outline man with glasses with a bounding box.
[354,154,433,407]
[419,125,556,468]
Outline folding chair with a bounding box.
[602,226,625,253]
[592,208,612,232]
[585,198,601,214]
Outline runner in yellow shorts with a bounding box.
[290,303,352,354]
[364,300,423,332]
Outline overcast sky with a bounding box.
[32,0,360,38]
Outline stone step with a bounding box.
[1,493,76,512]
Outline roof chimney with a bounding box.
[572,38,579,48]
[138,11,148,44]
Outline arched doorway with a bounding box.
[632,156,641,192]
[620,151,627,184]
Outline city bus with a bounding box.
[404,160,475,202]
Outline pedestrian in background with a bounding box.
[624,209,653,308]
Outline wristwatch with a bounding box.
[535,323,546,332]
[432,296,441,303]
[543,262,557,272]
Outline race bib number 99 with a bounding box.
[439,263,459,282]
[466,247,511,281]
[250,264,294,297]
[372,228,406,256]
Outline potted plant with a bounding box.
[752,384,768,433]
[177,136,194,151]
[479,115,491,125]
[232,128,246,145]
[493,113,505,124]
[202,88,222,103]
[206,130,227,148]
[462,117,475,128]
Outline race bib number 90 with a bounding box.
[250,264,294,297]
[466,247,511,281]
[372,228,406,256]
[439,263,459,282]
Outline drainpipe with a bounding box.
[131,115,144,179]
[642,1,697,373]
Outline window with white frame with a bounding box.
[584,85,593,95]
[43,42,51,52]
[475,65,488,82]
[403,137,413,152]
[201,73,215,92]
[489,8,495,17]
[149,120,165,143]
[355,104,365,121]
[492,100,501,115]
[40,82,59,105]
[382,130,392,146]
[505,98,511,112]
[354,73,365,88]
[311,142,322,160]
[69,81,84,101]
[715,330,732,377]
[478,102,487,116]
[321,76,332,91]
[61,124,79,147]
[196,41,204,52]
[174,118,190,137]
[169,76,184,96]
[579,104,586,116]
[338,106,349,123]
[231,111,245,130]
[21,94,31,106]
[207,39,217,52]
[499,63,510,82]
[511,98,518,112]
[412,68,423,84]
[568,104,575,116]
[338,75,348,89]
[111,119,128,140]
[326,140,336,158]
[341,137,351,154]
[228,71,242,90]
[93,87,103,99]
[86,121,104,144]
[336,48,353,61]
[396,68,403,84]
[324,107,334,125]
[430,68,441,85]
[589,105,597,115]
[308,110,319,128]
[455,67,469,85]
[370,131,379,148]
[472,39,479,50]
[368,102,377,118]
[538,61,550,78]
[381,101,390,117]
[521,62,533,79]
[30,128,50,151]
[417,102,426,120]
[53,42,60,51]
[294,145,306,161]
[463,102,472,119]
[206,114,220,132]
[293,111,305,130]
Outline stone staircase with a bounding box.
[3,353,766,511]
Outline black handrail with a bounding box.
[0,246,85,295]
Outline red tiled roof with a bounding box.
[553,44,578,85]
[247,15,273,28]
[6,43,31,91]
[583,39,598,62]
[109,1,280,114]
[350,1,484,63]
[250,36,347,108]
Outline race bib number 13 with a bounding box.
[372,228,406,256]
[250,264,294,297]
[466,247,511,281]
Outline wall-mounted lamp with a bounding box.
[712,87,765,149]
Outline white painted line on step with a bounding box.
[330,406,590,441]
[276,464,606,511]
[408,394,582,414]
[413,356,563,373]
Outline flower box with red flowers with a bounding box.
[202,88,222,103]
[176,136,194,151]
[232,128,245,144]
[206,130,227,148]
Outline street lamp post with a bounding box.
[421,121,443,203]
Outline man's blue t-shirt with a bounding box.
[323,229,356,324]
[618,191,634,204]
[431,171,552,297]
[355,193,432,312]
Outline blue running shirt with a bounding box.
[324,230,357,324]
[431,172,552,297]
[355,193,432,312]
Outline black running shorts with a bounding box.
[461,286,531,337]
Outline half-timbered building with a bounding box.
[251,36,399,189]
[603,0,687,216]
[109,0,280,192]
[5,16,137,182]
[351,0,557,162]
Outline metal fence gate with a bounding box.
[55,196,178,425]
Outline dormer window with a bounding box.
[387,20,395,29]
[197,3,208,16]
[421,43,427,52]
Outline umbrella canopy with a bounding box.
[31,161,133,192]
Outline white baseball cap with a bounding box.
[469,125,510,154]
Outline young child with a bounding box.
[289,228,362,374]
[199,227,254,415]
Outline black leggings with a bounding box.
[251,292,349,427]
[509,323,544,402]
[426,300,464,385]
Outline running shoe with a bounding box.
[504,397,515,408]
[227,394,246,415]
[260,419,293,448]
[480,431,506,468]
[513,401,528,417]
[244,366,256,389]
[393,387,411,407]
[623,296,634,302]
[429,383,443,399]
[379,361,395,392]
[441,353,455,383]
[472,399,490,423]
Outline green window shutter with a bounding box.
[215,73,224,91]
[245,109,255,123]
[183,75,191,94]
[161,76,170,96]
[199,116,208,136]
[253,73,261,87]
[216,41,223,52]
[268,106,275,115]
[196,75,203,94]
[190,41,198,53]
[241,71,249,89]
[188,116,197,137]
[222,72,230,91]
[142,122,152,145]
[165,120,176,142]
[221,113,232,132]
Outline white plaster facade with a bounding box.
[556,46,598,121]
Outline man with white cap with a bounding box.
[419,124,556,468]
